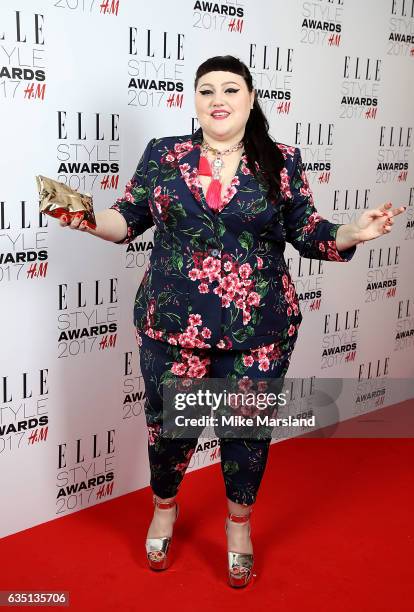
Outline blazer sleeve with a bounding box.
[109,138,155,244]
[282,147,357,262]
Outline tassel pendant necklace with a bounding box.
[199,140,244,211]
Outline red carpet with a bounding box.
[1,401,413,611]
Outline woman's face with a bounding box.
[195,70,255,144]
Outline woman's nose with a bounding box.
[212,94,224,106]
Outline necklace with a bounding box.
[199,140,244,211]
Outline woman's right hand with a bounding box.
[59,211,89,232]
[57,209,128,242]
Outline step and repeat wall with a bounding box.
[1,0,413,537]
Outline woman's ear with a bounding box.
[250,89,256,109]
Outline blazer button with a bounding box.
[211,249,220,257]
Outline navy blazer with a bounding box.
[111,127,356,351]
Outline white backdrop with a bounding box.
[1,0,413,538]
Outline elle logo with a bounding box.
[58,430,115,468]
[0,11,44,44]
[58,279,118,310]
[358,358,390,380]
[343,56,381,81]
[333,189,370,211]
[129,28,185,60]
[379,126,412,147]
[1,370,48,403]
[324,310,359,334]
[368,247,400,268]
[391,0,414,17]
[397,299,413,319]
[0,201,46,229]
[248,44,293,72]
[57,112,119,141]
[295,123,334,146]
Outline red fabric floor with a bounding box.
[1,401,414,611]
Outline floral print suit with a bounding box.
[111,127,356,352]
[111,127,357,505]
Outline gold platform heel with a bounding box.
[225,509,254,588]
[145,494,179,571]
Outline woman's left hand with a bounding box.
[355,202,406,243]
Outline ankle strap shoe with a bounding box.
[146,495,179,571]
[225,508,254,588]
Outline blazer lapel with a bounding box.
[177,127,256,215]
[176,130,212,217]
[220,153,255,211]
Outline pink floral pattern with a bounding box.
[220,176,240,212]
[302,211,324,235]
[282,274,300,317]
[152,186,176,221]
[143,310,213,350]
[243,342,282,372]
[316,240,351,262]
[160,139,195,168]
[299,168,313,198]
[240,154,253,175]
[276,143,296,160]
[111,130,356,353]
[174,448,195,473]
[279,167,292,199]
[116,179,135,203]
[147,423,161,446]
[216,336,233,350]
[170,345,211,378]
[179,160,202,203]
[188,253,261,327]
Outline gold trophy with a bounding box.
[36,176,97,229]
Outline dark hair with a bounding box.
[194,55,284,202]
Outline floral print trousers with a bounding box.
[136,328,297,506]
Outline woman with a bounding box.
[60,55,405,587]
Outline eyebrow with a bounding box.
[198,81,241,87]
